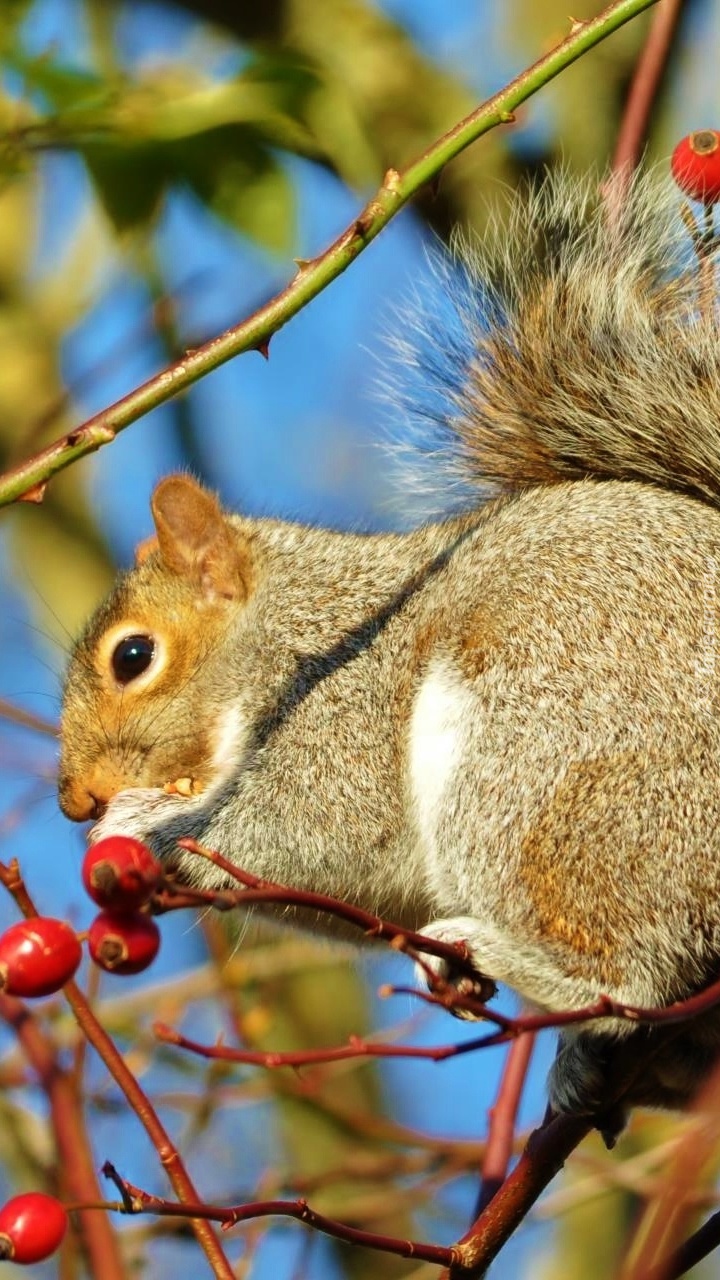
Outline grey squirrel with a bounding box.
[58,169,720,1132]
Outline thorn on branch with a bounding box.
[17,481,47,504]
[254,340,271,360]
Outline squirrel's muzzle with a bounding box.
[57,766,122,823]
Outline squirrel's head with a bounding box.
[58,474,255,825]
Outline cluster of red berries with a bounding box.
[671,129,720,204]
[0,836,162,1263]
[82,836,163,975]
[0,837,163,999]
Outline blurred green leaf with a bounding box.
[0,1,35,53]
[82,137,171,229]
[177,128,296,251]
[9,50,111,114]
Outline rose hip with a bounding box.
[82,836,162,912]
[671,130,720,204]
[88,911,161,975]
[0,919,82,998]
[0,1192,68,1264]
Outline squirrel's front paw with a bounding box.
[88,785,189,851]
[415,918,495,1018]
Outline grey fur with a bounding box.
[59,170,720,1128]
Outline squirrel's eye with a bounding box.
[111,634,156,685]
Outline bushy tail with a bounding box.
[386,168,720,512]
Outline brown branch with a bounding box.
[0,860,235,1280]
[663,1207,720,1280]
[445,1114,594,1278]
[171,839,497,1000]
[444,1025,720,1279]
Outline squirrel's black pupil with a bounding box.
[112,634,155,684]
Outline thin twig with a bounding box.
[0,698,57,738]
[157,848,720,1035]
[100,1162,459,1268]
[607,0,686,219]
[475,1034,536,1216]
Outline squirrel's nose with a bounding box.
[58,776,108,823]
[57,768,116,819]
[58,760,130,822]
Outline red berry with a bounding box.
[88,911,160,975]
[671,130,720,204]
[0,1192,68,1264]
[0,919,82,998]
[82,836,162,913]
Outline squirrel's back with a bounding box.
[387,169,720,513]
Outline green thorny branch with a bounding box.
[0,0,660,507]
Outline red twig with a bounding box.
[170,845,720,1034]
[475,1034,537,1216]
[153,1021,494,1066]
[390,976,720,1033]
[606,0,686,220]
[155,973,720,1075]
[100,1162,459,1268]
[172,839,497,1000]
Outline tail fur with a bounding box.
[385,169,720,512]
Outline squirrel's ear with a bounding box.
[150,475,252,604]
